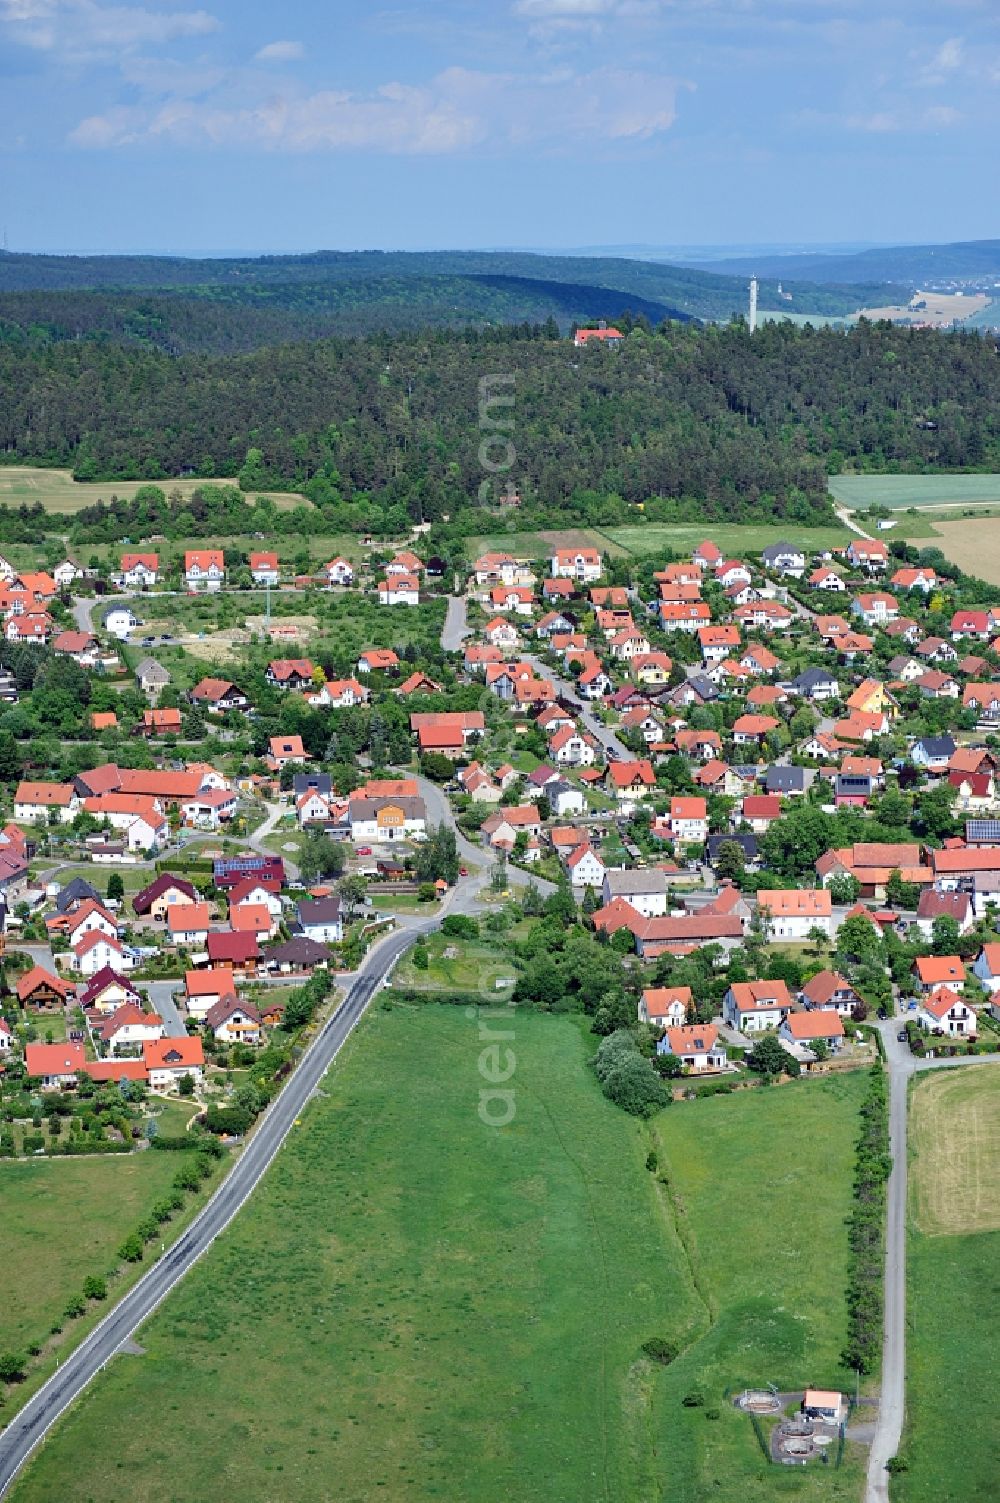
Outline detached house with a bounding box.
[638,986,691,1027]
[757,888,832,940]
[657,1024,728,1073]
[550,547,602,583]
[723,979,793,1034]
[249,552,280,585]
[119,552,158,589]
[916,987,976,1037]
[185,550,225,592]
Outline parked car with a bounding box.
[897,1030,908,1042]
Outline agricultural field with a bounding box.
[650,1071,869,1503]
[604,521,851,557]
[7,1009,868,1503]
[466,525,630,561]
[828,474,1000,510]
[0,465,306,515]
[897,1065,1000,1502]
[2,1152,184,1354]
[469,521,851,563]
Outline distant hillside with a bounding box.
[0,248,890,325]
[0,275,692,355]
[681,238,1000,288]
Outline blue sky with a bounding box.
[1,0,998,254]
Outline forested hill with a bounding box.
[2,321,999,536]
[0,247,887,324]
[0,275,692,356]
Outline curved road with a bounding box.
[0,914,445,1497]
[865,1026,1000,1503]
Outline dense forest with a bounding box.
[0,248,886,322]
[2,320,1000,539]
[0,277,690,355]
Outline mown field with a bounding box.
[896,1065,1000,1503]
[8,1009,868,1503]
[469,521,851,563]
[0,465,306,514]
[3,1152,185,1353]
[828,474,1000,509]
[650,1071,869,1503]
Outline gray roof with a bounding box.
[293,772,332,797]
[792,667,838,690]
[266,937,333,965]
[135,657,170,684]
[604,869,669,896]
[761,542,804,563]
[55,876,101,913]
[765,766,807,793]
[349,795,425,822]
[297,897,342,925]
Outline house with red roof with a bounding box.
[657,1023,728,1073]
[915,987,976,1037]
[144,1036,205,1089]
[25,1041,86,1089]
[185,549,225,592]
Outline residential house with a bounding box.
[550,547,602,583]
[722,979,794,1034]
[657,1024,728,1072]
[914,890,973,942]
[668,796,708,844]
[14,779,78,824]
[135,657,171,698]
[846,539,888,572]
[119,552,159,589]
[249,552,280,585]
[133,872,198,921]
[378,573,420,606]
[324,556,355,587]
[357,648,400,674]
[296,898,343,945]
[185,549,225,592]
[779,1010,844,1056]
[25,1042,86,1089]
[143,1037,205,1090]
[602,868,669,918]
[800,970,863,1017]
[757,888,832,940]
[16,965,74,1010]
[167,901,212,948]
[97,1002,164,1055]
[913,955,966,994]
[204,997,263,1046]
[852,592,898,627]
[190,677,250,714]
[638,985,691,1027]
[915,987,977,1037]
[102,604,140,640]
[185,967,238,1020]
[266,658,315,692]
[761,542,806,577]
[566,843,607,890]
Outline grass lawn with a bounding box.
[42,861,151,897]
[895,1066,1000,1502]
[649,1070,869,1502]
[466,525,630,561]
[7,1007,705,1503]
[828,474,1000,509]
[1,1152,184,1353]
[603,522,852,557]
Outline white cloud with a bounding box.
[512,0,661,39]
[68,64,687,153]
[254,39,303,63]
[920,35,963,83]
[0,0,219,58]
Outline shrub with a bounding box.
[63,1296,86,1320]
[441,914,479,940]
[0,1351,27,1383]
[82,1276,107,1301]
[681,1391,705,1408]
[118,1233,144,1263]
[640,1337,677,1366]
[591,1031,670,1118]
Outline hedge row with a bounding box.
[842,1063,890,1374]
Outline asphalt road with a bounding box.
[864,1026,1000,1503]
[521,650,629,761]
[139,979,186,1038]
[0,915,440,1498]
[440,593,470,652]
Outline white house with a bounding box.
[185,550,225,592]
[779,1010,845,1056]
[378,574,420,606]
[14,780,79,824]
[971,941,1000,993]
[72,931,133,976]
[756,889,832,941]
[103,605,141,640]
[249,552,280,585]
[53,559,83,588]
[143,1037,204,1090]
[916,987,977,1037]
[296,898,343,944]
[550,547,602,583]
[324,557,355,587]
[566,843,606,890]
[638,985,690,1027]
[723,979,793,1034]
[602,868,669,918]
[119,552,159,589]
[548,781,586,818]
[99,1002,164,1054]
[669,796,708,844]
[656,1023,728,1073]
[167,902,211,948]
